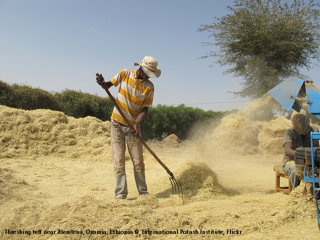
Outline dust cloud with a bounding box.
[1,100,320,240]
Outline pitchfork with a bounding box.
[97,74,183,198]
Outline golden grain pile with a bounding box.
[161,134,181,147]
[0,105,111,161]
[152,161,228,201]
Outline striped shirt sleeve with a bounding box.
[110,69,126,87]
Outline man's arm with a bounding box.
[284,142,295,159]
[132,107,148,136]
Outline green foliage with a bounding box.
[199,0,320,98]
[12,84,61,110]
[141,104,225,140]
[0,81,13,106]
[0,81,60,110]
[55,90,113,120]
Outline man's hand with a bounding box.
[131,108,148,137]
[96,73,105,86]
[96,73,113,89]
[131,123,140,137]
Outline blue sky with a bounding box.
[0,0,319,111]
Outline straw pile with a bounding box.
[0,105,111,161]
[209,110,264,154]
[176,161,227,199]
[153,160,227,201]
[258,117,291,155]
[1,103,320,240]
[162,134,181,147]
[198,95,294,156]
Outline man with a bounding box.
[283,113,319,190]
[96,56,161,199]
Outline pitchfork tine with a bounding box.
[176,179,183,199]
[176,179,183,196]
[169,177,175,194]
[169,175,183,199]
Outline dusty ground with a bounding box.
[1,102,320,240]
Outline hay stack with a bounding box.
[199,96,294,156]
[177,161,227,200]
[154,161,227,200]
[162,134,181,147]
[0,105,111,161]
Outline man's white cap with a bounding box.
[134,56,161,78]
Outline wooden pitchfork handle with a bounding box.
[101,84,175,179]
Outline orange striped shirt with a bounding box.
[110,69,154,125]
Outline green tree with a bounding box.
[0,80,13,106]
[55,90,113,120]
[199,0,320,98]
[141,104,225,140]
[9,84,60,110]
